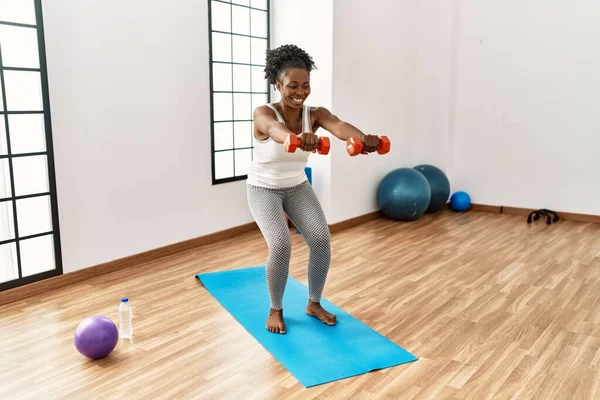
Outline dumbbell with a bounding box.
[346,135,391,156]
[284,134,330,155]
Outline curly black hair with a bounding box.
[264,44,317,85]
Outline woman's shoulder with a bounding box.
[254,104,277,117]
[310,106,333,119]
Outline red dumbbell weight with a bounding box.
[346,135,391,156]
[284,134,331,155]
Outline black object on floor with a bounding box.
[527,209,560,225]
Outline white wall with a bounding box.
[330,0,417,223]
[40,0,600,276]
[42,0,253,273]
[422,0,600,215]
[331,0,600,217]
[270,0,334,219]
[413,0,458,179]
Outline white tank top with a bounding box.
[247,103,312,189]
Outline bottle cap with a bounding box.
[121,298,129,302]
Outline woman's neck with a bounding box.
[276,101,302,124]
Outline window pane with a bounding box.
[233,93,251,120]
[4,71,43,111]
[213,93,232,121]
[235,149,252,176]
[252,93,268,112]
[233,64,250,92]
[251,10,267,38]
[232,6,249,35]
[212,32,232,62]
[212,63,232,92]
[234,121,252,148]
[21,234,55,277]
[0,200,15,241]
[251,0,268,10]
[8,114,46,154]
[232,36,250,64]
[12,155,49,196]
[17,195,52,237]
[214,122,233,151]
[0,159,11,198]
[0,116,7,155]
[211,1,231,32]
[215,151,234,180]
[251,38,267,65]
[251,66,267,93]
[0,25,39,68]
[211,0,266,184]
[0,0,36,25]
[0,242,18,284]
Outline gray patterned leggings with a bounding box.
[247,181,331,310]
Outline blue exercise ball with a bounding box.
[413,164,450,213]
[450,191,471,212]
[377,168,431,221]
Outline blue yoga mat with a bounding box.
[195,266,418,387]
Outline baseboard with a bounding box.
[446,203,503,213]
[328,211,382,233]
[8,202,594,306]
[470,203,600,224]
[0,211,382,306]
[0,221,259,307]
[470,204,503,214]
[501,206,600,224]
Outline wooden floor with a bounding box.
[2,210,600,399]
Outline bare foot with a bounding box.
[306,301,337,325]
[266,308,286,334]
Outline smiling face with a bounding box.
[275,67,310,109]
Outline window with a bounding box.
[208,0,270,184]
[0,0,63,291]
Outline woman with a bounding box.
[248,44,380,334]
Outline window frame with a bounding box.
[208,0,271,185]
[0,0,63,292]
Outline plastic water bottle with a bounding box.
[118,298,133,339]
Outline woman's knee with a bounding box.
[306,227,331,252]
[267,234,292,261]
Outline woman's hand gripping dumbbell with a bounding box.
[346,134,391,156]
[284,132,331,155]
